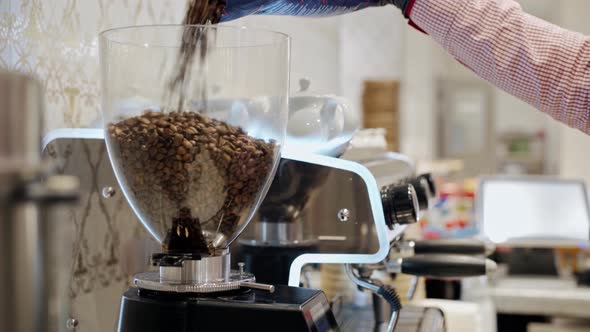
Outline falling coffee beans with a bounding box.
[108,110,276,254]
[168,0,227,111]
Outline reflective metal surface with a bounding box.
[343,151,415,188]
[345,265,400,332]
[0,70,44,164]
[0,172,77,331]
[159,253,231,284]
[245,221,306,246]
[243,154,402,261]
[239,281,275,293]
[134,270,256,293]
[255,158,332,225]
[0,71,79,332]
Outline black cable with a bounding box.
[377,285,402,313]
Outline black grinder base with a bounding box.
[118,285,339,332]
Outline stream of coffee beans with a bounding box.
[108,0,277,255]
[168,0,226,111]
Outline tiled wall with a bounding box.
[1,0,187,132]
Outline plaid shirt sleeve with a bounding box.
[407,0,590,134]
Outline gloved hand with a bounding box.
[221,0,413,22]
[392,0,412,18]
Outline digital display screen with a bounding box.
[303,294,339,332]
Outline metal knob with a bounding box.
[417,173,437,198]
[409,178,431,211]
[66,318,79,330]
[381,184,419,229]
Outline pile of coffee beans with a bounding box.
[108,110,275,254]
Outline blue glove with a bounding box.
[221,0,412,22]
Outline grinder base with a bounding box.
[117,285,339,332]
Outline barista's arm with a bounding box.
[406,0,590,134]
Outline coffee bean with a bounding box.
[174,133,184,145]
[183,140,193,149]
[221,146,233,154]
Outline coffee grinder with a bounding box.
[99,25,349,332]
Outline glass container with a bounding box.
[99,25,289,255]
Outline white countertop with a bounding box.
[489,277,590,318]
